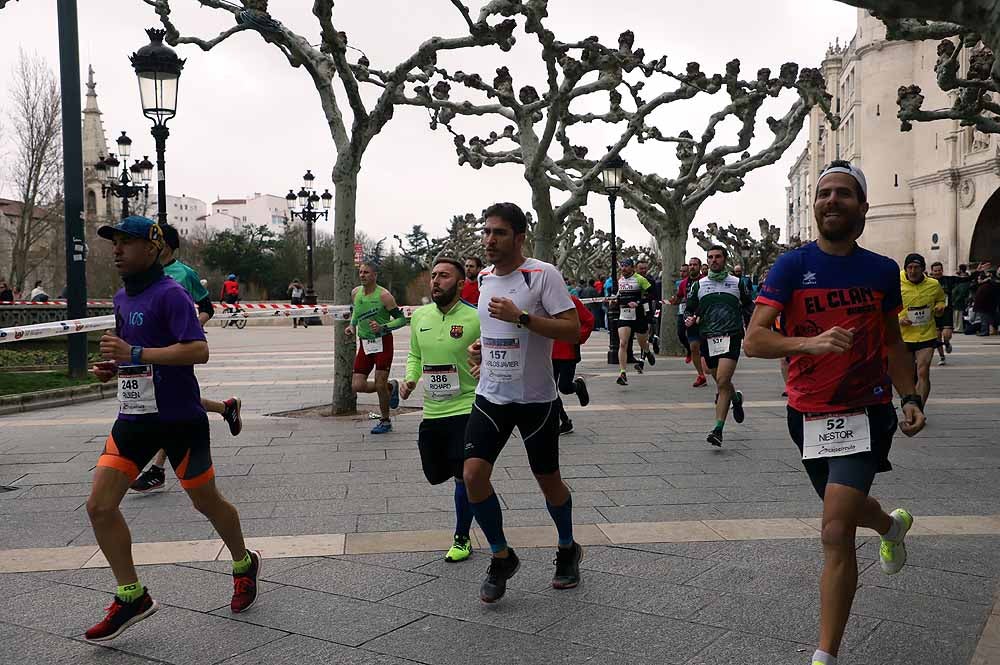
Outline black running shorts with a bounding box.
[464,395,561,474]
[418,414,468,485]
[699,333,743,369]
[98,415,214,489]
[905,338,940,353]
[787,403,897,499]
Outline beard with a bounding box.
[817,209,864,242]
[432,283,459,306]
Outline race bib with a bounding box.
[802,410,871,460]
[118,365,157,415]
[619,307,637,321]
[423,363,460,399]
[907,306,931,326]
[707,335,730,357]
[644,303,652,313]
[482,336,522,384]
[678,302,686,315]
[362,336,384,355]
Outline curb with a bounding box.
[972,588,1000,665]
[0,382,116,415]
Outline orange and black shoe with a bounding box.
[85,590,159,641]
[222,398,243,437]
[231,550,262,613]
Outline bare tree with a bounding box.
[691,219,800,281]
[141,0,518,414]
[4,49,63,292]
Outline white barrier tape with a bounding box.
[0,315,116,343]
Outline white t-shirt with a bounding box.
[476,257,574,405]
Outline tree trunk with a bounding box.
[528,175,557,264]
[331,169,359,415]
[657,227,688,356]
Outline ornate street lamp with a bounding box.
[130,28,184,226]
[96,133,153,218]
[601,153,626,364]
[287,171,331,306]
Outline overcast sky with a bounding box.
[0,1,859,260]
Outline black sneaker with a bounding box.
[732,390,745,424]
[634,361,644,374]
[231,550,262,613]
[616,372,628,386]
[707,427,723,447]
[480,549,520,603]
[130,465,165,493]
[85,590,159,641]
[945,340,953,353]
[222,397,243,436]
[552,542,583,589]
[559,420,574,435]
[574,377,590,407]
[652,335,660,354]
[645,349,656,366]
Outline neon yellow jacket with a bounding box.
[899,271,946,343]
[405,300,480,419]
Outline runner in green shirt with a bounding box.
[399,257,481,562]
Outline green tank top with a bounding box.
[353,286,391,339]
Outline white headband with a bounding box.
[818,164,868,198]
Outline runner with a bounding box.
[636,259,662,354]
[130,224,242,493]
[684,245,753,446]
[463,202,582,603]
[551,293,594,434]
[613,258,655,386]
[673,256,708,387]
[85,216,260,641]
[929,261,953,363]
[399,257,481,563]
[899,253,946,408]
[288,278,307,329]
[746,161,925,665]
[345,262,408,434]
[462,256,484,305]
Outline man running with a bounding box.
[551,293,594,434]
[684,245,752,446]
[345,261,407,434]
[85,216,260,641]
[899,253,946,408]
[464,202,582,603]
[746,161,925,665]
[462,256,484,305]
[399,257,481,563]
[131,224,242,493]
[613,258,655,386]
[636,259,662,354]
[929,261,953,363]
[672,256,708,387]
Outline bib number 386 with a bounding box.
[802,410,871,460]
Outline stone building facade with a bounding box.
[787,10,1000,271]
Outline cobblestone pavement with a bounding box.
[1,325,998,664]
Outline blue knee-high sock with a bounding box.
[469,492,507,554]
[546,495,574,548]
[453,480,474,539]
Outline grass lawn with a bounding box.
[0,339,102,368]
[0,371,99,397]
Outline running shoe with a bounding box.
[616,372,628,386]
[685,353,692,364]
[732,390,745,423]
[652,335,660,354]
[781,391,788,397]
[574,376,590,407]
[559,420,574,435]
[938,357,946,366]
[130,465,165,492]
[446,535,473,563]
[693,375,707,388]
[634,361,644,374]
[707,427,723,447]
[388,379,400,409]
[371,419,393,434]
[945,340,952,353]
[222,397,243,436]
[552,542,583,589]
[879,509,913,575]
[231,550,262,613]
[85,590,159,641]
[480,549,520,603]
[645,349,656,366]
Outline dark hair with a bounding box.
[959,264,968,271]
[34,280,42,287]
[689,256,702,266]
[161,223,181,251]
[433,256,467,278]
[359,261,378,273]
[821,159,868,203]
[930,261,943,270]
[483,202,528,234]
[465,255,484,269]
[707,244,727,259]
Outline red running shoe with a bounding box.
[85,591,159,641]
[231,550,262,613]
[693,375,707,388]
[685,353,692,364]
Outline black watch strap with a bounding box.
[900,394,924,411]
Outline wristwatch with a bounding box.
[130,346,144,365]
[900,394,923,411]
[517,310,530,328]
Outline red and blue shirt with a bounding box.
[756,242,902,413]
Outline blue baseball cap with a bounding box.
[97,215,163,248]
[619,258,635,267]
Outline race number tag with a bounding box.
[707,335,730,357]
[118,365,157,415]
[362,336,384,355]
[801,410,871,460]
[619,307,637,321]
[423,363,460,399]
[644,303,652,313]
[482,336,522,383]
[678,302,686,315]
[907,306,931,326]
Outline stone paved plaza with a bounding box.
[1,325,998,664]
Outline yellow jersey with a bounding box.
[899,271,946,343]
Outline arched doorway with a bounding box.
[971,187,1000,262]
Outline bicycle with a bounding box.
[220,304,248,330]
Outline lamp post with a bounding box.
[95,132,153,218]
[600,153,626,364]
[130,28,184,226]
[286,170,332,307]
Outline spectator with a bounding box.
[0,281,12,302]
[580,279,600,329]
[288,279,307,329]
[952,265,972,332]
[29,280,48,302]
[973,270,998,336]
